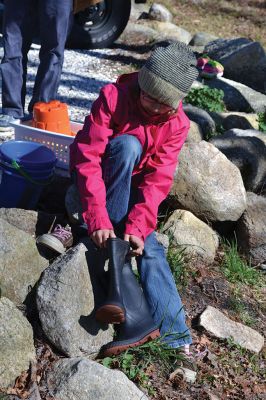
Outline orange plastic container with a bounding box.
[32,100,75,136]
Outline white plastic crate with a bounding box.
[11,120,83,170]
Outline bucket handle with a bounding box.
[11,160,54,186]
[0,158,54,186]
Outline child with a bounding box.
[69,41,198,353]
[38,41,199,364]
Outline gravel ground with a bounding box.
[57,44,147,122]
[0,4,150,141]
[0,30,148,141]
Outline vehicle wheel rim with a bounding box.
[75,1,110,32]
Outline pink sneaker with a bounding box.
[36,224,73,254]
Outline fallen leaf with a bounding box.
[198,334,211,347]
[253,383,266,394]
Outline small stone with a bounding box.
[169,367,197,384]
[148,3,173,22]
[207,392,221,400]
[199,305,264,353]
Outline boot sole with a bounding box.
[95,304,125,324]
[99,328,160,357]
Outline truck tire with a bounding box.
[67,0,131,49]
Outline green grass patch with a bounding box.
[219,337,262,375]
[100,332,188,396]
[222,240,261,286]
[102,352,152,393]
[228,295,256,327]
[0,395,9,400]
[167,246,190,288]
[257,111,266,132]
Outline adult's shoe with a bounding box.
[0,114,19,131]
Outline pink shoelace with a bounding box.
[52,225,72,241]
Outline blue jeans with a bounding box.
[1,0,73,118]
[81,134,192,347]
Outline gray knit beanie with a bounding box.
[138,41,198,108]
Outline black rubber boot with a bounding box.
[99,259,160,357]
[95,238,129,324]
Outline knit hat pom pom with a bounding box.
[201,60,224,79]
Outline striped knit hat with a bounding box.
[138,42,198,108]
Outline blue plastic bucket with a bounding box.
[0,140,57,209]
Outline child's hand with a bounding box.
[90,229,116,248]
[124,234,144,256]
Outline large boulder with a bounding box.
[236,192,266,265]
[183,104,216,139]
[210,131,266,192]
[206,77,266,113]
[225,128,266,145]
[132,231,169,270]
[0,297,36,389]
[239,58,266,95]
[0,207,60,236]
[0,218,48,303]
[147,21,192,44]
[156,231,169,253]
[208,112,259,131]
[170,141,247,222]
[118,22,159,46]
[130,2,149,21]
[186,120,204,143]
[37,241,113,357]
[148,3,173,22]
[189,32,218,47]
[204,38,265,67]
[47,357,148,400]
[204,38,266,94]
[0,208,39,236]
[163,210,219,264]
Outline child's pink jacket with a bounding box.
[70,72,190,241]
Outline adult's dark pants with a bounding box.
[0,0,73,118]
